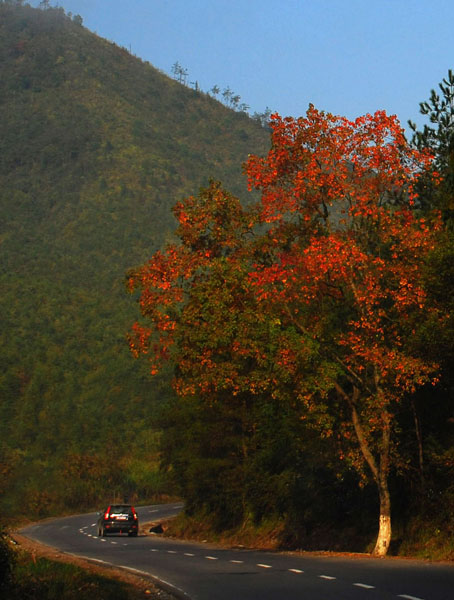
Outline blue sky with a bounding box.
[29,0,454,133]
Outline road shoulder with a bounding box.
[11,531,178,600]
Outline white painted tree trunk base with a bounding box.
[372,513,391,557]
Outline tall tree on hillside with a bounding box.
[408,71,454,497]
[210,85,220,98]
[244,108,440,556]
[222,86,233,106]
[129,107,440,556]
[409,69,454,224]
[409,69,454,170]
[171,61,188,85]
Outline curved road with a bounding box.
[19,504,454,600]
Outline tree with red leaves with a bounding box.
[244,106,440,555]
[129,106,440,556]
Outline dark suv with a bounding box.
[97,504,139,537]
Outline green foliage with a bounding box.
[159,387,372,541]
[0,2,268,518]
[133,178,377,540]
[0,528,15,596]
[405,73,454,531]
[409,69,454,170]
[5,549,144,600]
[409,69,454,223]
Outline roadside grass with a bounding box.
[164,510,287,550]
[2,545,151,600]
[398,521,454,561]
[165,512,376,553]
[164,512,454,562]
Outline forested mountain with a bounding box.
[0,1,269,516]
[3,2,454,561]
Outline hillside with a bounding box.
[0,2,269,516]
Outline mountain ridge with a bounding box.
[0,1,269,516]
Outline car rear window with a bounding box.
[110,505,131,513]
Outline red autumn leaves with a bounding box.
[128,105,442,556]
[129,106,439,402]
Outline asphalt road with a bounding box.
[19,503,454,600]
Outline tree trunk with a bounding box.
[411,398,425,490]
[347,392,392,557]
[372,476,392,557]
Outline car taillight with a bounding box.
[104,506,110,520]
[131,507,137,520]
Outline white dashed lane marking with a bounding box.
[77,532,427,600]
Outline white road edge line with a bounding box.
[61,552,192,600]
[119,567,190,598]
[90,558,109,564]
[354,583,375,589]
[398,596,425,600]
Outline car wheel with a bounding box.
[97,527,101,536]
[128,532,138,537]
